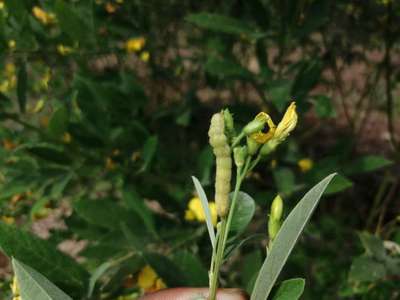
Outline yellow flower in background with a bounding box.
[125,37,146,53]
[0,1,4,10]
[5,63,16,77]
[105,2,118,13]
[298,158,313,173]
[250,112,276,144]
[2,216,15,224]
[116,0,124,3]
[137,265,166,292]
[62,132,72,144]
[185,197,218,226]
[8,40,16,50]
[140,51,150,62]
[274,102,298,142]
[105,157,116,170]
[57,44,73,56]
[270,159,277,169]
[2,139,17,150]
[32,6,56,25]
[40,69,51,90]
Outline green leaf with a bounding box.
[12,258,72,300]
[123,187,156,236]
[291,60,322,104]
[324,174,352,195]
[343,155,392,175]
[251,173,336,300]
[139,135,158,172]
[186,13,263,39]
[0,223,88,298]
[359,232,386,260]
[271,278,305,300]
[171,250,208,286]
[192,176,216,249]
[242,250,262,294]
[55,0,89,43]
[144,253,187,286]
[17,60,27,113]
[73,198,131,231]
[312,95,336,118]
[273,168,296,196]
[230,191,256,236]
[349,256,386,282]
[48,107,69,138]
[205,56,252,79]
[20,143,71,165]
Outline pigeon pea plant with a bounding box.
[192,102,336,300]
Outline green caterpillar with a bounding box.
[208,112,232,217]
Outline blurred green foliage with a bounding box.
[0,0,399,299]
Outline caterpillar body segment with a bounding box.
[208,112,232,217]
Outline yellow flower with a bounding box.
[0,1,4,10]
[105,2,118,13]
[5,63,16,77]
[274,102,297,142]
[249,112,276,144]
[185,197,218,226]
[0,80,10,93]
[125,37,146,53]
[8,40,16,50]
[105,157,116,170]
[62,132,72,144]
[2,216,15,224]
[2,139,17,150]
[32,6,56,25]
[298,158,313,172]
[57,44,73,56]
[140,51,150,62]
[137,265,166,292]
[116,0,124,3]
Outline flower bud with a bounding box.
[243,118,266,135]
[268,218,281,242]
[270,194,283,221]
[259,139,278,156]
[246,136,261,155]
[233,146,247,168]
[223,109,234,137]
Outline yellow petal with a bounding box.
[298,158,313,172]
[137,265,157,290]
[274,102,297,142]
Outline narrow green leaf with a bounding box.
[343,155,393,175]
[192,176,216,249]
[186,13,263,39]
[17,60,27,113]
[87,261,113,298]
[251,173,336,300]
[139,135,158,172]
[271,278,305,300]
[12,258,72,300]
[48,107,69,138]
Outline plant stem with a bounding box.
[209,158,251,299]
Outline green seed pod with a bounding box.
[208,112,232,217]
[233,146,247,168]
